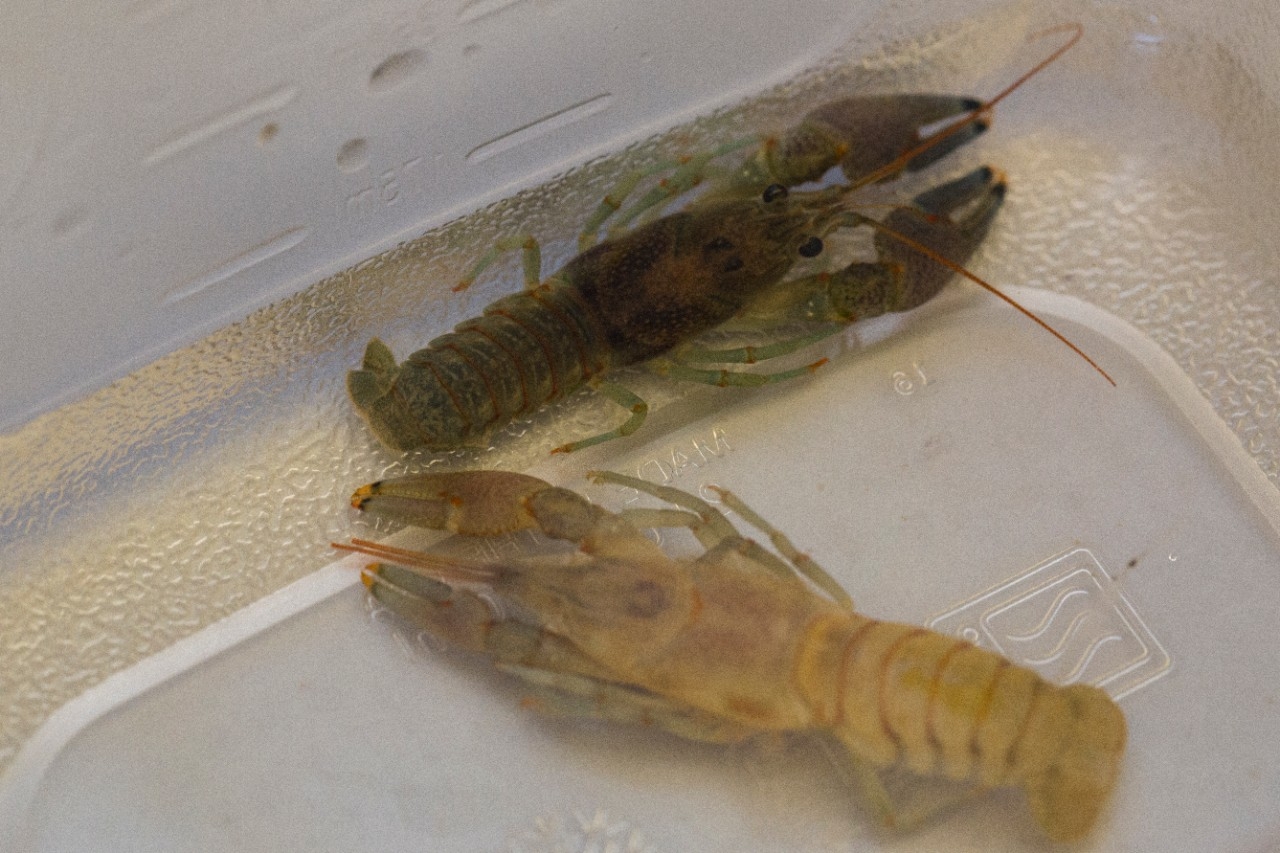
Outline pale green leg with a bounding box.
[815,733,910,832]
[577,162,677,250]
[614,506,708,541]
[598,471,795,577]
[673,325,844,365]
[594,472,781,569]
[593,471,848,607]
[839,748,903,829]
[611,509,793,586]
[652,358,826,388]
[824,735,988,833]
[609,140,754,231]
[551,380,649,454]
[589,470,834,594]
[617,502,779,574]
[590,470,737,540]
[705,486,851,608]
[455,233,543,292]
[734,270,864,325]
[501,664,757,744]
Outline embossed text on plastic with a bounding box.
[927,549,1170,700]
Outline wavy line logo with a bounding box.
[927,549,1170,699]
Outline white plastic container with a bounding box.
[2,0,1279,849]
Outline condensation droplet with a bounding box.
[337,138,370,174]
[51,206,90,237]
[369,49,427,94]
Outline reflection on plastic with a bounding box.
[928,549,1171,700]
[510,808,656,853]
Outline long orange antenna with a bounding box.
[865,215,1115,385]
[851,22,1084,192]
[333,539,501,583]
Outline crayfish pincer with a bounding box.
[336,468,1126,841]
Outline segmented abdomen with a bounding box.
[798,613,1125,839]
[392,284,612,448]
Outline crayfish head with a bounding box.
[680,184,830,297]
[569,189,828,363]
[511,556,695,661]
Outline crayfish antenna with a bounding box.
[848,22,1084,194]
[866,215,1116,386]
[332,539,504,584]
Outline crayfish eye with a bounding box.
[797,236,824,258]
[762,184,788,203]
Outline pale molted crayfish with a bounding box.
[336,468,1126,842]
[348,25,1103,454]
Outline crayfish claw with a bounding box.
[803,95,989,183]
[813,165,1006,322]
[872,165,1005,312]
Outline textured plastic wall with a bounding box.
[2,0,1279,779]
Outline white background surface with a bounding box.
[3,0,1280,848]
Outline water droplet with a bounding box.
[369,49,427,93]
[337,138,370,174]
